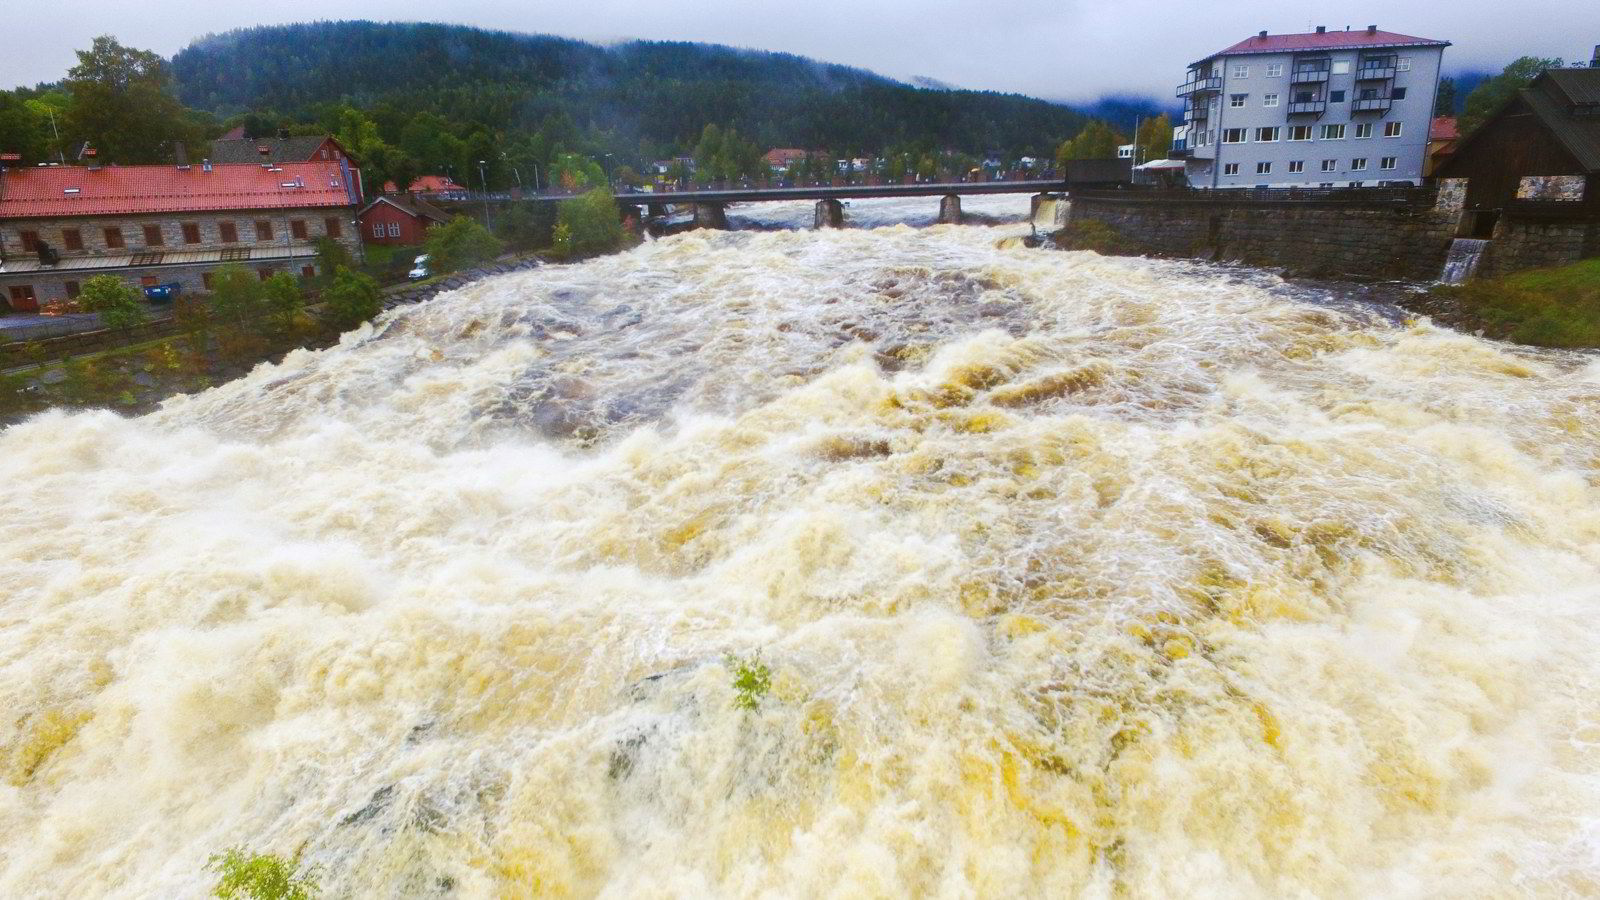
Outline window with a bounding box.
[372,222,385,238]
[1380,156,1398,170]
[202,272,214,290]
[65,281,80,299]
[1289,125,1313,141]
[220,222,238,243]
[1320,124,1346,140]
[1294,90,1317,103]
[1288,160,1305,173]
[255,220,273,241]
[1319,182,1335,188]
[182,223,201,244]
[1329,90,1346,103]
[1354,123,1373,138]
[1232,64,1249,78]
[1223,163,1240,175]
[1351,158,1368,171]
[1321,159,1338,172]
[62,228,82,251]
[1256,162,1272,174]
[301,265,316,279]
[386,223,401,238]
[104,227,124,249]
[1223,128,1247,143]
[1392,87,1408,101]
[1265,63,1283,77]
[1263,93,1279,107]
[324,217,342,238]
[19,230,39,252]
[1230,93,1247,108]
[1397,58,1412,72]
[290,220,308,240]
[1384,122,1403,138]
[143,224,163,246]
[1255,127,1279,142]
[1332,60,1351,75]
[1349,181,1364,188]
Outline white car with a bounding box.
[408,254,430,280]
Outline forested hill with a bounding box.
[170,21,1088,157]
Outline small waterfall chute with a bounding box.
[1440,238,1490,285]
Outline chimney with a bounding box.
[1592,45,1600,67]
[202,158,212,173]
[173,141,188,167]
[1366,25,1377,35]
[277,127,290,140]
[1258,30,1267,38]
[1316,25,1327,34]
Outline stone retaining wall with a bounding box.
[381,256,544,310]
[1480,219,1600,278]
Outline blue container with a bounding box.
[142,282,182,302]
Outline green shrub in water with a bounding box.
[208,848,319,900]
[727,653,772,711]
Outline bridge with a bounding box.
[529,179,1072,229]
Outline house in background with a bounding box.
[381,175,470,201]
[1436,64,1600,236]
[210,132,355,167]
[0,162,364,313]
[1172,25,1449,188]
[762,148,808,172]
[1426,116,1459,175]
[358,194,451,247]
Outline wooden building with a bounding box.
[358,195,452,247]
[1436,67,1600,236]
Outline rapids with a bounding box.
[3,200,1600,897]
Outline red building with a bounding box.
[358,195,452,246]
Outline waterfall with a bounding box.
[1440,237,1490,284]
[1031,196,1069,230]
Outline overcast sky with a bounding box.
[5,1,1597,102]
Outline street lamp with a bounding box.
[477,159,492,231]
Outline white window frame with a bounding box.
[1321,159,1338,172]
[1232,64,1250,78]
[1380,156,1398,170]
[1255,127,1279,143]
[1263,93,1279,108]
[387,223,401,238]
[1256,161,1272,175]
[1332,60,1351,75]
[1351,158,1368,171]
[1354,123,1373,139]
[1288,126,1313,142]
[1223,163,1240,176]
[1320,124,1346,140]
[1265,63,1283,77]
[1230,93,1248,108]
[371,222,384,238]
[1223,128,1247,143]
[1384,122,1403,138]
[1288,160,1305,173]
[1397,58,1412,72]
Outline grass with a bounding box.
[1436,258,1600,348]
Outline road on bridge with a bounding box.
[529,180,1069,205]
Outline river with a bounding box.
[3,196,1600,896]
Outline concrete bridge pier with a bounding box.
[938,194,962,224]
[647,202,669,219]
[692,202,729,230]
[814,198,845,229]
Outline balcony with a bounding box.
[1176,76,1222,97]
[1183,102,1209,122]
[1352,97,1392,112]
[1356,66,1396,80]
[1291,68,1330,84]
[1288,101,1327,114]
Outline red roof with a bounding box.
[1429,116,1459,141]
[382,175,465,193]
[763,148,808,165]
[0,163,357,219]
[1200,29,1449,63]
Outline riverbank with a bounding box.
[1400,258,1600,348]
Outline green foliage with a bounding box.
[1132,114,1172,163]
[1053,220,1145,256]
[76,275,147,330]
[262,273,304,332]
[63,36,206,164]
[692,124,764,182]
[1436,259,1600,348]
[726,654,771,711]
[209,265,266,330]
[208,848,319,900]
[551,223,574,258]
[496,201,556,251]
[555,189,624,258]
[422,216,504,275]
[1055,120,1126,168]
[321,266,382,331]
[1434,77,1457,118]
[312,238,354,286]
[1460,57,1563,135]
[550,152,605,192]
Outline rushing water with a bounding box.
[4,200,1600,897]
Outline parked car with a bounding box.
[408,254,430,280]
[141,282,182,302]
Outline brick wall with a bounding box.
[3,259,323,312]
[1479,219,1600,278]
[1,208,361,260]
[1066,193,1460,281]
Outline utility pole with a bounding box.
[478,159,492,231]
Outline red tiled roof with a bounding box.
[1200,29,1449,63]
[1429,116,1459,141]
[763,148,808,165]
[0,163,357,219]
